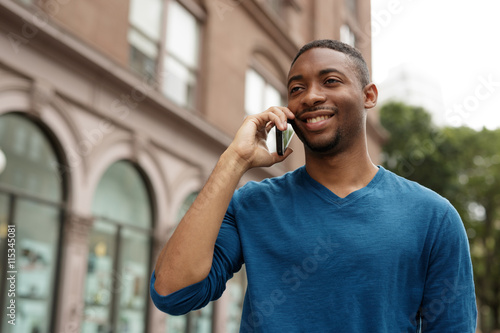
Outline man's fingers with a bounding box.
[265,121,274,133]
[265,106,294,131]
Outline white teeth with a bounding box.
[306,116,330,123]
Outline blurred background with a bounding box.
[0,0,497,332]
[371,1,500,331]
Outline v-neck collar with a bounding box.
[299,165,386,206]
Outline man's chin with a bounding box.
[303,137,341,155]
[293,126,342,154]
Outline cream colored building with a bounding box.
[0,0,385,332]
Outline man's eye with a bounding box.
[325,78,340,84]
[290,87,301,94]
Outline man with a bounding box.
[151,40,477,332]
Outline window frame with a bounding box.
[83,160,155,333]
[244,64,286,116]
[127,0,206,112]
[84,214,154,332]
[0,112,67,333]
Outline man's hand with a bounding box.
[228,106,295,171]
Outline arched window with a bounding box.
[0,113,65,333]
[82,161,153,333]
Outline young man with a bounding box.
[151,40,477,332]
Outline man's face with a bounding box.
[286,48,368,155]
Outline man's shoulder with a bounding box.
[235,166,305,198]
[380,167,451,209]
[244,166,303,188]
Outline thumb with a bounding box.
[274,148,294,163]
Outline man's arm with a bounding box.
[153,107,295,296]
[419,206,477,332]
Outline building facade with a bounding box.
[0,0,385,332]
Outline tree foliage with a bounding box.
[379,101,500,332]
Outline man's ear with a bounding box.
[363,83,378,109]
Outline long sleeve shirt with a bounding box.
[151,166,477,332]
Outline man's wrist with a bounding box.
[221,146,251,177]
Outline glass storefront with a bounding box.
[0,114,245,332]
[0,113,64,333]
[82,161,153,333]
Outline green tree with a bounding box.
[379,101,500,332]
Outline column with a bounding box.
[55,213,94,333]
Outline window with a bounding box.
[244,68,282,116]
[245,68,292,154]
[162,1,201,109]
[128,0,163,81]
[166,192,215,333]
[128,0,201,109]
[0,113,65,333]
[82,161,153,333]
[340,24,356,47]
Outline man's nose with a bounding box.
[303,84,326,106]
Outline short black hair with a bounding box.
[291,39,371,88]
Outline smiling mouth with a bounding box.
[305,115,333,123]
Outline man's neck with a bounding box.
[304,147,378,199]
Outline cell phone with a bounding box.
[276,128,285,156]
[276,124,295,156]
[266,122,294,156]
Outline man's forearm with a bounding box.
[154,148,247,295]
[153,107,293,296]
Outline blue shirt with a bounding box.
[151,166,477,332]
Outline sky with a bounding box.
[371,0,500,130]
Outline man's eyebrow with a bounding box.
[287,68,346,88]
[287,74,303,88]
[319,68,345,77]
